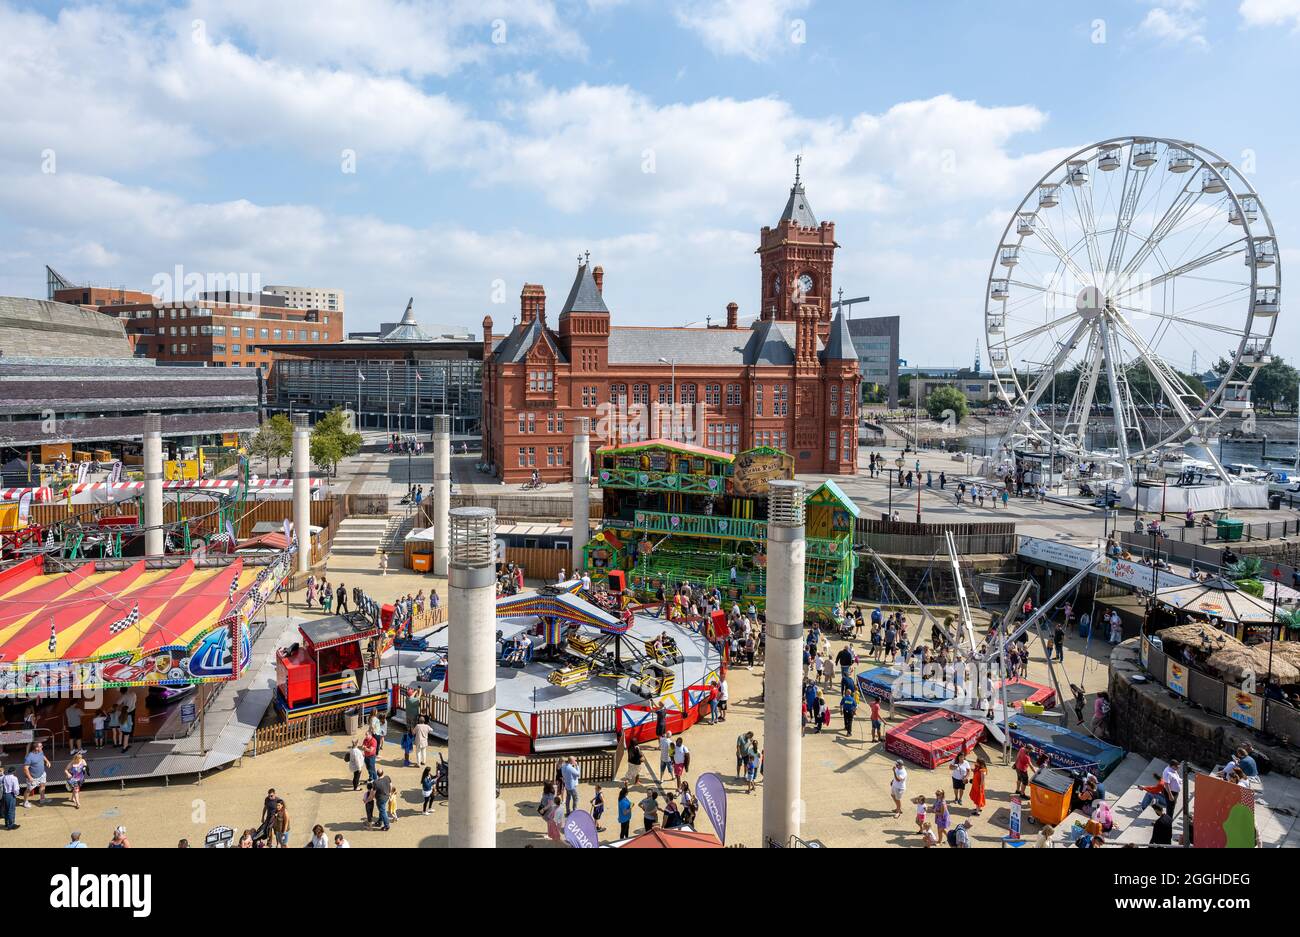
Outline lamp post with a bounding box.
[1143,530,1162,636]
[1133,464,1143,533]
[887,468,894,519]
[1266,565,1280,734]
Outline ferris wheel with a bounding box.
[984,136,1281,480]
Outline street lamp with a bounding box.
[1266,565,1280,734]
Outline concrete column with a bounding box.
[292,414,311,573]
[143,412,164,556]
[433,415,452,577]
[447,506,497,848]
[762,479,806,847]
[571,417,591,573]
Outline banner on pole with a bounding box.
[563,809,599,849]
[695,771,728,845]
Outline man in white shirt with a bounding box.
[672,736,690,782]
[1162,760,1183,811]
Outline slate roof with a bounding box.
[559,264,609,315]
[779,180,818,227]
[819,309,857,362]
[492,317,567,364]
[0,296,133,358]
[743,320,796,365]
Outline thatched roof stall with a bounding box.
[1206,644,1300,684]
[1156,621,1244,653]
[1267,641,1300,670]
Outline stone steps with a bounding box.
[330,517,390,556]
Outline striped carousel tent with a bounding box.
[0,554,261,674]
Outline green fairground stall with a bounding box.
[582,439,858,621]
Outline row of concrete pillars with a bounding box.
[140,411,804,847]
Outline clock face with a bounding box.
[797,273,814,295]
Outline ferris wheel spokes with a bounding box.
[986,136,1280,477]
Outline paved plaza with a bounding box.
[2,546,1113,849]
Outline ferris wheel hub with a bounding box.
[1076,287,1105,320]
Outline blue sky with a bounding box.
[1,0,1297,368]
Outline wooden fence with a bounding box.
[246,710,346,756]
[535,705,618,739]
[854,517,1017,556]
[504,546,571,582]
[451,493,603,522]
[496,751,616,788]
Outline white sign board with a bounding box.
[1017,536,1195,592]
[0,729,35,746]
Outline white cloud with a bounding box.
[188,0,585,78]
[1239,0,1300,27]
[1137,3,1209,47]
[0,169,759,331]
[674,0,809,61]
[486,86,1068,225]
[0,3,1066,231]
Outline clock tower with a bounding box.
[758,158,839,340]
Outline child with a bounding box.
[912,794,928,832]
[400,729,414,767]
[363,781,376,827]
[92,710,107,749]
[591,785,606,833]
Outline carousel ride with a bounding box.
[985,136,1282,487]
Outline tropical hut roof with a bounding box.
[1206,644,1300,684]
[1266,641,1300,670]
[1153,578,1279,625]
[1156,621,1244,653]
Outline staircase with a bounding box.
[1051,752,1151,845]
[379,512,418,554]
[331,517,389,556]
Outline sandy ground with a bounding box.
[3,555,1114,848]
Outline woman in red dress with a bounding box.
[970,757,988,816]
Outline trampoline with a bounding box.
[1000,677,1056,709]
[1006,714,1124,779]
[884,709,985,769]
[855,666,958,705]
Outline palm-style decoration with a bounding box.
[1227,556,1263,580]
[1279,608,1300,631]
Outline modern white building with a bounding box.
[263,285,344,315]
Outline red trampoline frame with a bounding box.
[1001,676,1057,709]
[884,709,985,769]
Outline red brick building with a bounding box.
[64,291,343,374]
[482,172,861,482]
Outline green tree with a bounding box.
[310,407,362,477]
[249,414,291,476]
[926,385,969,423]
[1214,352,1298,412]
